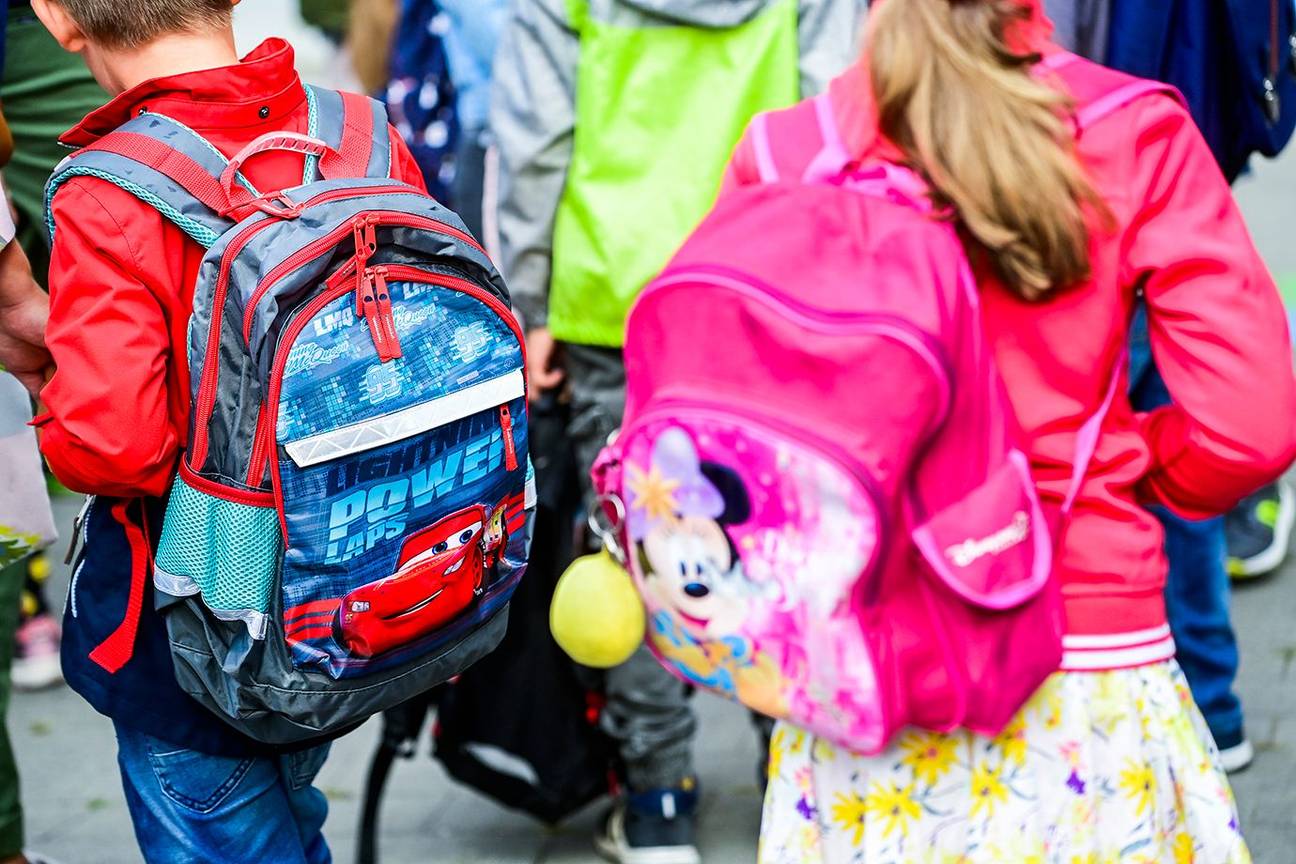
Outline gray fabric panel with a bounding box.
[238,186,507,355]
[166,601,512,744]
[365,97,393,178]
[307,86,346,154]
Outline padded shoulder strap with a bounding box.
[1038,51,1186,131]
[44,112,243,248]
[306,86,393,181]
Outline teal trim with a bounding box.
[303,85,321,185]
[45,166,221,248]
[143,110,260,197]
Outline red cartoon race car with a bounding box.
[336,505,496,658]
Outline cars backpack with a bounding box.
[45,87,533,744]
[592,59,1165,753]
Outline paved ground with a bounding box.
[11,6,1296,862]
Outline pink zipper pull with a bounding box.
[499,405,519,472]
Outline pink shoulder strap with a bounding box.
[748,92,853,185]
[1073,80,1184,129]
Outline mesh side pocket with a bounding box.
[155,471,281,639]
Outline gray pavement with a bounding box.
[12,9,1296,860]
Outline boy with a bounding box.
[26,1,425,860]
[493,1,862,861]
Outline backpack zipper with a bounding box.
[191,204,485,469]
[641,266,953,425]
[264,266,525,517]
[187,184,418,469]
[1266,0,1282,124]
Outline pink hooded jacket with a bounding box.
[723,6,1296,669]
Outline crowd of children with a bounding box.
[0,0,1293,863]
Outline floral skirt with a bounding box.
[760,661,1250,863]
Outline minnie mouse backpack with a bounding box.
[592,58,1166,753]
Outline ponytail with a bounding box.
[868,0,1103,299]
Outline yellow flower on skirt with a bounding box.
[758,662,1251,863]
[969,762,1010,818]
[829,792,869,846]
[992,716,1029,766]
[898,731,959,786]
[1118,759,1157,817]
[862,782,922,838]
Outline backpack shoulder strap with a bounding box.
[306,85,394,181]
[44,112,243,248]
[1040,52,1187,131]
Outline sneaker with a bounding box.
[12,613,62,692]
[1226,480,1294,580]
[1217,737,1255,775]
[595,781,701,864]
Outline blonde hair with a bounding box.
[868,0,1103,299]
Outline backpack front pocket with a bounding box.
[268,276,528,679]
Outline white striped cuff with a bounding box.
[1060,624,1176,671]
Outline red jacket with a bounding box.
[725,56,1296,668]
[37,39,426,498]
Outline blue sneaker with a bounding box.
[596,780,701,864]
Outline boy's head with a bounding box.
[31,0,239,92]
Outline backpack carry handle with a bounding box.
[220,132,345,217]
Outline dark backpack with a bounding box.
[45,87,533,744]
[1108,0,1296,181]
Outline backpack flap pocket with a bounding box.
[911,451,1051,610]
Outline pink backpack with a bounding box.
[593,60,1173,753]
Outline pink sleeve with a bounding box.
[1122,99,1296,517]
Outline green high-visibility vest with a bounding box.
[549,0,800,346]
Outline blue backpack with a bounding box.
[45,88,533,743]
[1108,0,1296,181]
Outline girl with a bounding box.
[723,0,1296,861]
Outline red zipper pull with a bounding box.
[353,216,376,314]
[362,267,403,362]
[498,405,519,472]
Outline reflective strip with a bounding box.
[283,369,525,467]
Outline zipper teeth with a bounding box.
[242,212,484,343]
[631,398,891,606]
[190,185,421,466]
[642,268,953,424]
[1273,0,1281,78]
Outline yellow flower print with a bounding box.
[969,761,1009,818]
[768,727,787,780]
[1119,760,1157,816]
[899,731,959,786]
[862,781,922,839]
[1173,832,1195,864]
[992,716,1029,767]
[625,462,680,523]
[829,792,869,846]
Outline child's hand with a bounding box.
[0,241,51,397]
[526,326,566,400]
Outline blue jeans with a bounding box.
[1129,309,1245,746]
[114,721,331,864]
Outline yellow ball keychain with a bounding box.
[550,495,645,669]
